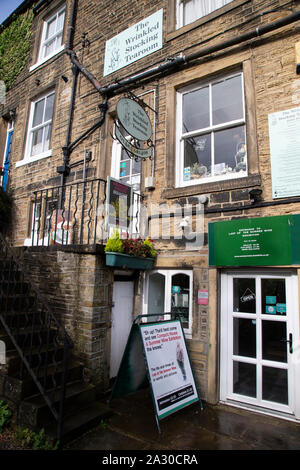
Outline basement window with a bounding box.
[176,71,247,187]
[176,0,234,28]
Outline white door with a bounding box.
[110,281,134,378]
[220,271,300,420]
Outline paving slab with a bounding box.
[65,389,300,451]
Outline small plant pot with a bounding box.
[105,252,155,270]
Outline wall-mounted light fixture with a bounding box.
[9,109,16,121]
[248,188,262,204]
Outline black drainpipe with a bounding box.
[57,0,78,207]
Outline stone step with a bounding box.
[1,310,46,328]
[47,402,112,445]
[4,343,65,375]
[19,381,98,429]
[0,326,57,351]
[0,294,36,312]
[0,280,30,295]
[0,359,84,401]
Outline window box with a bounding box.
[105,252,155,270]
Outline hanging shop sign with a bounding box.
[209,214,300,267]
[114,120,153,159]
[268,106,300,198]
[106,176,133,229]
[110,315,201,433]
[104,9,163,76]
[117,97,153,141]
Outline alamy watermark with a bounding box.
[0,81,6,105]
[96,201,205,251]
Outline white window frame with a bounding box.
[176,0,234,29]
[220,270,300,420]
[30,5,66,71]
[17,90,55,167]
[111,136,142,236]
[143,269,193,337]
[176,70,246,188]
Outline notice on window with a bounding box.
[140,320,199,419]
[268,107,300,199]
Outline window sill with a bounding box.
[162,174,261,199]
[167,0,250,42]
[16,150,52,168]
[29,45,66,72]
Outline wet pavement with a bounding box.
[66,388,300,451]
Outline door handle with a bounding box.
[280,333,293,353]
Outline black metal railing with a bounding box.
[30,178,142,247]
[0,232,73,443]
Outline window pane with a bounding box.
[171,273,190,329]
[44,37,57,58]
[262,366,288,404]
[46,17,56,39]
[43,124,51,152]
[261,278,286,316]
[32,98,45,127]
[44,93,55,122]
[212,75,243,125]
[131,174,140,192]
[262,320,287,363]
[233,361,256,398]
[214,125,247,175]
[120,160,130,177]
[57,11,65,32]
[132,158,141,175]
[233,278,256,313]
[182,86,209,133]
[182,0,234,25]
[31,128,44,156]
[183,133,211,181]
[233,318,256,358]
[148,273,166,322]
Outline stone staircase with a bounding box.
[0,233,111,445]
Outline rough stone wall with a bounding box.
[15,246,113,391]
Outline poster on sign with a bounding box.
[110,315,201,432]
[140,319,199,420]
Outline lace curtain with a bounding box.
[180,0,234,26]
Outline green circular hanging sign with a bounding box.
[116,98,152,141]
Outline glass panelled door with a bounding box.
[220,272,299,418]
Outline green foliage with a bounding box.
[143,238,156,258]
[0,401,12,433]
[105,231,156,258]
[105,230,124,253]
[0,187,13,231]
[14,427,59,450]
[0,9,34,90]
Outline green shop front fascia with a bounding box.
[209,214,300,267]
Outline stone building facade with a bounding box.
[1,0,300,424]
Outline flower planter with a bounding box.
[105,252,154,270]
